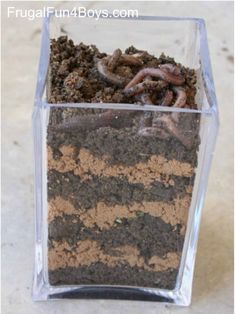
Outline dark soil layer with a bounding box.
[47,36,200,291]
[48,109,200,166]
[49,264,178,290]
[48,214,184,258]
[48,170,193,209]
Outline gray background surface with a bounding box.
[2,1,234,313]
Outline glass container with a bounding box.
[32,13,219,306]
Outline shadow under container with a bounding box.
[32,14,219,306]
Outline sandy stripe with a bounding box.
[48,195,190,234]
[48,239,180,272]
[48,145,194,186]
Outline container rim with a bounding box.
[34,13,218,115]
[41,100,213,115]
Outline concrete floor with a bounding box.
[2,1,233,313]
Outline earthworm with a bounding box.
[152,114,192,149]
[133,76,154,105]
[172,86,187,108]
[134,75,154,105]
[48,110,137,133]
[124,80,168,97]
[125,66,185,90]
[107,49,143,71]
[119,54,143,66]
[139,110,192,148]
[159,63,181,76]
[97,51,142,87]
[139,93,153,105]
[171,86,187,122]
[159,90,173,106]
[138,111,169,138]
[107,49,122,71]
[138,126,170,139]
[97,58,129,87]
[132,52,147,59]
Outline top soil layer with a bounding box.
[48,36,197,108]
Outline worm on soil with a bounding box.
[125,66,185,90]
[159,90,173,107]
[159,63,181,76]
[171,86,187,122]
[124,80,168,97]
[97,58,129,87]
[107,49,143,71]
[119,54,143,66]
[107,49,122,71]
[172,86,187,108]
[139,93,153,105]
[134,75,154,105]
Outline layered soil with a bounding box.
[47,36,200,290]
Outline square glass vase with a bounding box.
[32,14,219,306]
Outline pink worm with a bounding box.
[171,86,187,122]
[125,67,185,90]
[49,110,137,132]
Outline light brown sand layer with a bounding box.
[48,239,181,272]
[48,196,190,235]
[48,145,194,186]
